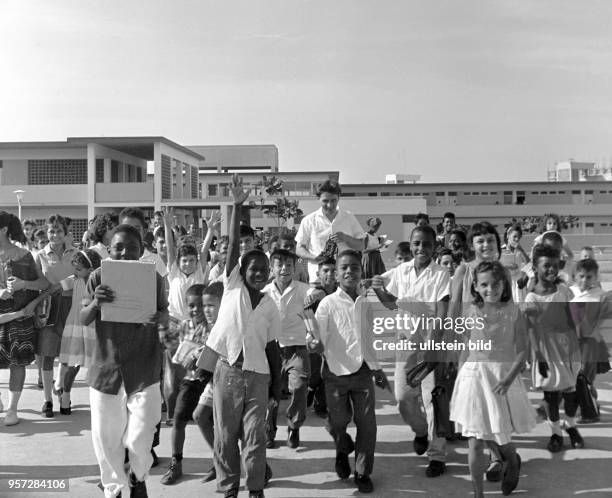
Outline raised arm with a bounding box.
[226,174,250,277]
[199,211,221,272]
[163,207,176,271]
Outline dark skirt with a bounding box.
[362,250,386,279]
[37,294,72,358]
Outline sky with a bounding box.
[2,0,612,184]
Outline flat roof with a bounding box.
[68,137,204,161]
[342,181,612,188]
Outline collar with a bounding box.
[44,243,74,257]
[402,259,435,274]
[316,206,341,221]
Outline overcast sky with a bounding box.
[3,1,612,183]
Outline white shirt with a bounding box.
[384,259,451,303]
[570,285,605,303]
[91,242,110,261]
[206,266,281,374]
[295,207,364,282]
[315,287,380,376]
[263,280,310,347]
[208,262,224,283]
[167,262,207,320]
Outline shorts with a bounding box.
[174,378,206,423]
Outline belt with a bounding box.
[221,357,243,370]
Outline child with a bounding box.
[524,245,582,452]
[415,212,430,227]
[56,249,102,414]
[532,213,574,261]
[500,224,530,302]
[263,248,312,449]
[569,258,609,422]
[313,249,387,493]
[579,246,595,261]
[304,256,337,417]
[192,282,224,483]
[33,228,48,251]
[265,235,279,258]
[393,241,412,265]
[448,229,469,263]
[161,284,211,485]
[451,261,535,497]
[362,217,386,278]
[197,174,281,498]
[437,212,456,247]
[34,214,80,418]
[208,235,229,283]
[239,224,256,255]
[161,209,219,424]
[89,213,116,261]
[437,248,458,278]
[80,224,167,498]
[277,231,309,283]
[372,225,451,478]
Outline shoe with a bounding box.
[266,434,277,449]
[578,416,600,424]
[547,434,563,453]
[150,449,159,468]
[41,401,53,418]
[565,427,584,449]
[4,410,19,426]
[354,472,374,493]
[165,418,173,427]
[60,401,71,415]
[287,428,300,449]
[501,453,521,496]
[485,459,503,482]
[224,489,239,498]
[160,458,182,485]
[264,464,272,487]
[129,472,148,498]
[201,465,216,483]
[413,435,428,456]
[425,460,446,478]
[248,490,264,498]
[335,452,351,479]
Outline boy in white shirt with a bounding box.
[313,249,387,494]
[372,225,451,478]
[263,249,311,449]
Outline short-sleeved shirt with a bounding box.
[383,259,451,304]
[167,262,207,320]
[205,265,281,374]
[315,288,380,376]
[263,280,310,347]
[178,318,209,380]
[295,207,364,282]
[86,267,167,396]
[35,244,79,295]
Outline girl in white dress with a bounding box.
[451,261,535,497]
[57,249,101,413]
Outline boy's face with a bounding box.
[335,254,362,290]
[442,217,455,233]
[317,263,336,287]
[272,257,295,285]
[415,218,428,227]
[575,270,598,292]
[240,236,255,256]
[72,261,91,280]
[243,254,270,290]
[36,237,48,250]
[410,231,434,267]
[202,294,221,325]
[448,233,463,252]
[218,242,229,264]
[268,241,279,253]
[153,214,163,228]
[535,256,559,284]
[439,255,455,276]
[395,251,411,265]
[580,249,594,261]
[545,218,558,231]
[155,236,166,258]
[187,294,205,323]
[47,223,65,245]
[278,239,295,252]
[120,216,145,238]
[179,254,198,275]
[109,232,143,261]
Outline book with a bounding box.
[100,260,156,323]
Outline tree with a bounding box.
[248,176,304,229]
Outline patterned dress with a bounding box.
[0,250,40,367]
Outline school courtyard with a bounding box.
[1,360,611,498]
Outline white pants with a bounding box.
[90,383,161,498]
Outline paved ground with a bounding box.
[1,361,611,498]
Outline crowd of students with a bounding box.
[0,177,610,498]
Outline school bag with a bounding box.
[576,372,599,420]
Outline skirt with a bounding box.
[37,294,72,358]
[362,250,386,279]
[0,317,36,368]
[450,361,536,445]
[58,321,96,368]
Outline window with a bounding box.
[207,184,218,197]
[191,166,198,198]
[600,191,607,194]
[95,159,104,182]
[449,191,457,196]
[585,190,594,194]
[381,192,391,196]
[161,155,172,199]
[28,159,87,184]
[532,191,539,195]
[572,190,580,194]
[436,192,445,196]
[586,222,594,227]
[503,191,512,195]
[136,167,143,182]
[368,192,378,197]
[110,160,120,182]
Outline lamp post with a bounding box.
[13,190,25,221]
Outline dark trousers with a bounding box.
[266,345,310,438]
[308,352,327,412]
[544,390,578,421]
[324,362,376,477]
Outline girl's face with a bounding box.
[179,254,198,275]
[439,255,456,276]
[368,221,381,233]
[472,233,498,261]
[47,224,65,246]
[545,218,558,231]
[202,294,221,325]
[535,256,559,284]
[475,271,504,303]
[72,261,91,280]
[507,230,521,248]
[36,237,48,250]
[23,224,35,239]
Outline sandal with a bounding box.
[485,459,503,482]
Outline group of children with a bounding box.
[0,192,610,498]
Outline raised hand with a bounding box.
[207,210,222,231]
[230,174,250,205]
[162,207,175,227]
